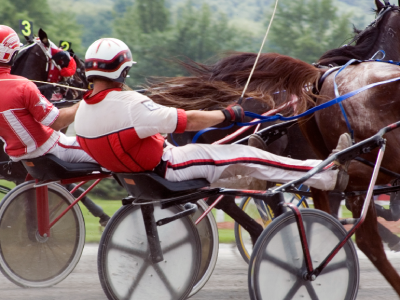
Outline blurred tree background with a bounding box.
[1,0,377,198]
[3,0,375,86]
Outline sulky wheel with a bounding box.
[235,192,308,263]
[0,181,85,287]
[98,202,201,300]
[248,208,359,300]
[189,199,219,297]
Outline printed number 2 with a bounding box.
[21,20,31,37]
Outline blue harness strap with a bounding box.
[237,75,400,126]
[333,59,359,142]
[184,58,400,144]
[191,124,234,144]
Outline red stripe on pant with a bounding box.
[167,157,318,172]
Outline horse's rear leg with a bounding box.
[349,195,400,295]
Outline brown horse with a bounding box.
[147,0,400,295]
[301,0,400,295]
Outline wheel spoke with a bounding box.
[152,262,181,299]
[124,257,151,300]
[108,241,147,259]
[320,260,348,274]
[304,281,320,300]
[282,280,303,300]
[162,232,190,255]
[263,252,298,275]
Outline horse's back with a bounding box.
[316,61,400,179]
[320,62,400,100]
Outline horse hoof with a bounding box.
[99,213,111,227]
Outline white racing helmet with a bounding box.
[85,38,136,82]
[0,25,21,65]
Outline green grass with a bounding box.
[78,199,122,242]
[218,229,235,244]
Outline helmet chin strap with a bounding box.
[8,51,19,66]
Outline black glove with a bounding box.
[222,104,245,123]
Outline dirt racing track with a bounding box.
[0,243,398,300]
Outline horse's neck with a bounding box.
[319,10,400,65]
[12,46,47,81]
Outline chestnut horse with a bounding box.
[147,0,400,295]
[302,0,400,294]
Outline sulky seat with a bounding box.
[21,154,106,181]
[115,172,209,200]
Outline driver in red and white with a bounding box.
[75,38,351,191]
[0,25,95,164]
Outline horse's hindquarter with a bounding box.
[317,62,400,187]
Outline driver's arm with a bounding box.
[185,110,225,131]
[49,102,80,131]
[185,104,244,131]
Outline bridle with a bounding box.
[343,3,399,47]
[17,38,88,94]
[19,38,62,73]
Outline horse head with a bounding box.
[318,0,400,66]
[11,40,48,82]
[57,50,89,100]
[11,28,88,101]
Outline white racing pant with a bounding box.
[47,133,97,163]
[162,144,338,191]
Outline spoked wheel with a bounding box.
[98,202,201,300]
[189,199,219,297]
[235,193,308,263]
[0,181,85,287]
[249,209,359,300]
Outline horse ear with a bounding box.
[375,0,385,10]
[38,28,50,47]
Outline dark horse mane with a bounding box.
[317,8,387,66]
[12,44,48,84]
[149,52,323,116]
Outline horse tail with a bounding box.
[147,52,323,115]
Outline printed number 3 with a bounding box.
[21,20,31,37]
